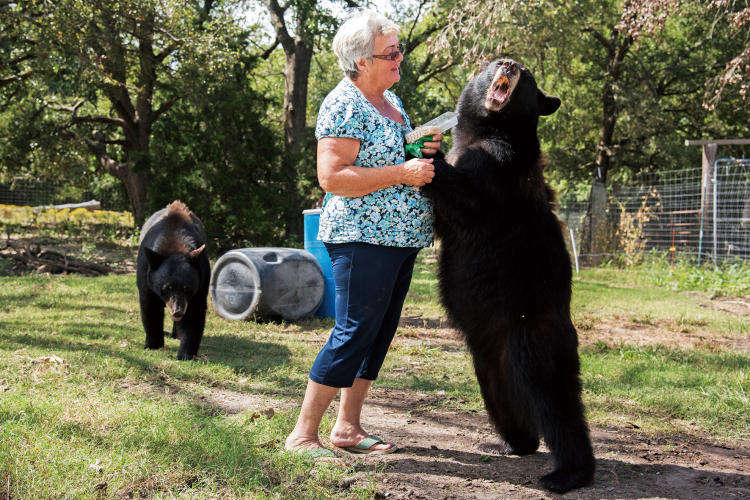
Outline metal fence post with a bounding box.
[713,160,718,263]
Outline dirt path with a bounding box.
[321,314,750,499]
[192,376,748,499]
[329,386,750,499]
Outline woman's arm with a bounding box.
[317,137,435,198]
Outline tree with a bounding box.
[704,0,750,108]
[0,2,37,104]
[148,51,287,250]
[435,0,748,258]
[3,0,246,223]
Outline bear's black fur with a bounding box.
[421,59,595,493]
[137,201,210,360]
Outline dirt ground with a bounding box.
[195,316,749,500]
[339,319,749,499]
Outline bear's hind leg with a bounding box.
[509,320,595,493]
[472,348,539,456]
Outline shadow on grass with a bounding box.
[0,292,42,308]
[201,333,293,375]
[1,323,292,378]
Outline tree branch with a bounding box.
[261,0,293,53]
[72,115,127,127]
[405,24,442,54]
[8,53,35,66]
[416,60,457,86]
[584,26,613,55]
[261,37,279,59]
[82,132,132,177]
[407,0,429,43]
[0,69,32,88]
[152,99,176,122]
[52,99,86,115]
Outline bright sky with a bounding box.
[243,0,409,42]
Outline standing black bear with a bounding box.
[137,201,210,360]
[421,59,595,493]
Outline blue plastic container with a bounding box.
[303,209,335,318]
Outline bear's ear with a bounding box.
[537,89,561,116]
[144,247,166,269]
[188,244,205,262]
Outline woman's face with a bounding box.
[360,32,403,88]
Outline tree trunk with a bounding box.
[582,31,632,261]
[119,168,149,225]
[584,80,617,263]
[278,38,313,241]
[283,40,313,156]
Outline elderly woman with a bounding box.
[285,11,441,460]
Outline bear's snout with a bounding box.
[166,296,187,321]
[485,61,520,112]
[500,60,518,74]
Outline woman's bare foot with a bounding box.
[285,434,345,464]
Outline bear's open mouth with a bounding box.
[485,63,520,112]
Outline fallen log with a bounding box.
[1,240,111,276]
[34,200,101,211]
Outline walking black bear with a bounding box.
[421,59,595,493]
[137,201,210,360]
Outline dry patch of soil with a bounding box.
[693,293,750,317]
[125,320,749,499]
[329,387,750,499]
[580,314,749,352]
[401,311,749,352]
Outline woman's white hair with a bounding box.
[332,10,400,80]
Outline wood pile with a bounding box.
[0,240,111,276]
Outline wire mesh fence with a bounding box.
[0,180,68,207]
[714,159,750,260]
[559,158,750,265]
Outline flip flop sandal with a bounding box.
[338,435,398,455]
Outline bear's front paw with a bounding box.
[176,350,196,361]
[144,336,165,349]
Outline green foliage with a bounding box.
[2,0,749,243]
[438,0,750,195]
[149,53,289,251]
[601,252,750,297]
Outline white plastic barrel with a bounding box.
[209,248,324,321]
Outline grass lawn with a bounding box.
[0,248,748,498]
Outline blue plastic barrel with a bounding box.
[303,209,335,318]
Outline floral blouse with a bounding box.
[315,78,434,247]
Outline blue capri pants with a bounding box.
[309,242,420,388]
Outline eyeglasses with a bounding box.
[371,43,404,61]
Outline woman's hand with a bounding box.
[420,133,443,157]
[401,158,434,186]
